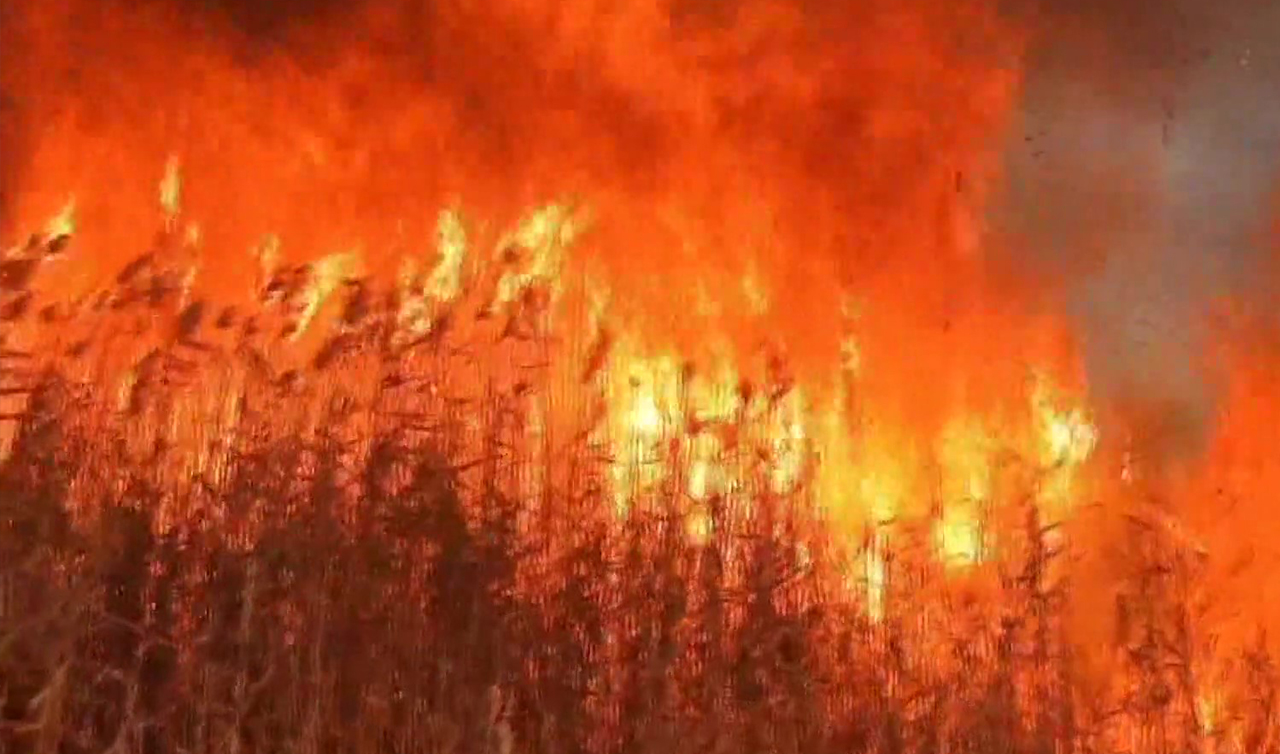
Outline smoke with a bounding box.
[973,0,1280,661]
[992,0,1280,466]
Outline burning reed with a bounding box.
[0,192,1277,754]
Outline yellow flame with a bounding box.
[160,155,182,221]
[1031,372,1098,514]
[293,250,363,340]
[938,416,993,505]
[935,508,984,566]
[863,532,888,622]
[839,335,862,379]
[254,234,281,285]
[607,348,674,512]
[395,258,430,337]
[494,202,582,307]
[179,256,200,309]
[686,506,712,546]
[687,457,723,501]
[767,388,809,495]
[44,197,76,239]
[856,436,911,524]
[1033,373,1097,467]
[628,388,663,437]
[428,207,467,302]
[1197,690,1220,735]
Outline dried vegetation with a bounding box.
[0,197,1277,754]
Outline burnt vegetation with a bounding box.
[0,204,1277,754]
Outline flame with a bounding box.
[1178,312,1280,657]
[44,198,76,240]
[1031,372,1099,518]
[159,154,182,224]
[294,249,364,339]
[863,530,890,622]
[1197,689,1221,736]
[933,418,993,565]
[685,504,712,546]
[493,202,582,311]
[1034,374,1098,468]
[429,208,468,303]
[11,0,1280,720]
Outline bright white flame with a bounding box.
[1032,374,1097,467]
[629,391,663,437]
[1044,409,1096,465]
[1030,373,1098,514]
[934,510,984,566]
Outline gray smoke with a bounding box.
[995,0,1280,462]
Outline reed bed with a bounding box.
[0,199,1276,754]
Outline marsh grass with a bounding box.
[0,206,1276,754]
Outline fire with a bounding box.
[159,155,183,225]
[603,347,734,518]
[1,112,1110,586]
[291,250,362,339]
[427,208,468,303]
[1197,689,1222,736]
[43,198,76,242]
[1034,374,1098,468]
[626,385,663,438]
[863,531,890,622]
[5,0,1280,751]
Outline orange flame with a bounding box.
[10,0,1280,682]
